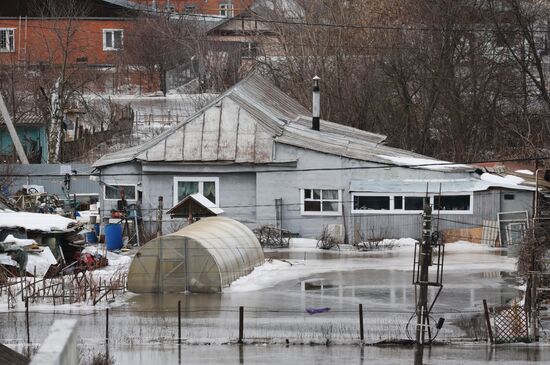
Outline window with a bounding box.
[404,196,425,211]
[174,177,219,205]
[394,196,403,210]
[241,42,258,59]
[104,184,137,200]
[103,29,123,51]
[184,5,196,13]
[503,194,515,201]
[434,195,471,211]
[351,193,473,214]
[0,29,15,52]
[301,189,342,215]
[354,196,390,211]
[219,3,234,17]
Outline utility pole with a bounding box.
[0,95,29,164]
[416,198,432,344]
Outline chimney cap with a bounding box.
[313,75,320,80]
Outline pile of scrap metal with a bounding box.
[0,199,107,278]
[10,185,64,214]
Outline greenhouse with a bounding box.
[127,217,264,293]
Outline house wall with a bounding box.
[96,147,534,241]
[0,18,135,66]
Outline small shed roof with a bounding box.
[167,193,224,217]
[0,113,44,127]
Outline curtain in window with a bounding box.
[177,182,199,202]
[203,181,216,204]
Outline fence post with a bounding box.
[483,299,493,343]
[106,308,110,346]
[238,306,244,344]
[178,300,182,345]
[157,196,164,237]
[26,297,30,344]
[359,303,364,341]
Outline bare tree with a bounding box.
[124,14,206,94]
[259,0,547,161]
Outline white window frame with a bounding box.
[102,29,123,51]
[173,177,220,206]
[103,184,137,201]
[351,192,473,215]
[219,3,234,17]
[300,188,342,216]
[432,192,473,215]
[0,28,15,53]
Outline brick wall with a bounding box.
[0,18,135,65]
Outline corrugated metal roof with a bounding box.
[93,73,469,171]
[0,113,44,126]
[350,177,535,193]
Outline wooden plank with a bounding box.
[183,114,204,161]
[235,108,256,163]
[441,227,482,244]
[481,220,499,247]
[164,126,185,161]
[201,104,221,161]
[217,98,240,161]
[254,126,274,163]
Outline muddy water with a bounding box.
[0,247,539,364]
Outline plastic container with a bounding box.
[86,231,97,243]
[105,224,123,251]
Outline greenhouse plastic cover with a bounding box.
[128,216,264,293]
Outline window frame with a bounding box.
[300,188,342,216]
[102,29,124,51]
[173,176,220,206]
[103,184,137,201]
[0,28,15,53]
[351,192,473,215]
[219,3,234,17]
[240,42,258,59]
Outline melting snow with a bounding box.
[377,155,470,170]
[0,212,76,232]
[515,169,534,176]
[480,173,525,186]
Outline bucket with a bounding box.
[86,231,97,243]
[105,224,123,251]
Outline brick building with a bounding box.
[0,0,141,66]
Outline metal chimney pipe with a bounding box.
[312,76,320,131]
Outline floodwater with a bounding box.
[2,246,547,364]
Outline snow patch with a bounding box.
[515,169,534,176]
[480,173,524,186]
[0,212,77,232]
[377,155,469,170]
[0,246,57,276]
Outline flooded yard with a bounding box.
[2,243,547,364]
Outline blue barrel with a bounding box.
[86,231,97,243]
[105,224,123,251]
